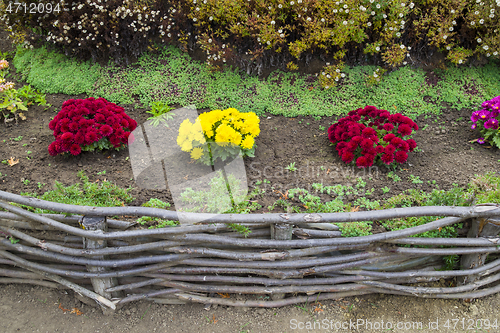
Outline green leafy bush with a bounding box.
[4,0,500,81]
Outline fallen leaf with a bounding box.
[314,307,324,312]
[18,113,26,120]
[7,157,19,166]
[217,293,230,299]
[350,206,360,212]
[212,314,218,323]
[70,308,83,316]
[326,169,330,175]
[58,303,70,313]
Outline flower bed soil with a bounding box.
[0,90,498,213]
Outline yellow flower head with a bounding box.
[181,140,193,152]
[178,119,192,136]
[241,136,255,150]
[228,129,242,146]
[190,147,204,160]
[215,123,233,146]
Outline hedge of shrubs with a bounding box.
[1,0,499,83]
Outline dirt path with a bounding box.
[1,283,499,333]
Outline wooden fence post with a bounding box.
[459,216,500,286]
[81,216,119,313]
[270,207,294,300]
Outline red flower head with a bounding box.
[347,141,358,151]
[85,130,99,143]
[61,132,74,141]
[406,139,417,152]
[360,138,374,150]
[341,151,355,163]
[351,114,361,122]
[62,99,76,108]
[394,151,408,163]
[69,122,80,132]
[100,124,113,136]
[49,119,58,130]
[400,141,410,152]
[381,153,394,165]
[383,123,394,131]
[48,142,58,156]
[95,113,105,123]
[110,136,121,147]
[336,142,347,152]
[356,156,368,168]
[74,132,85,145]
[379,111,390,119]
[391,137,403,148]
[383,133,396,142]
[351,136,363,144]
[375,145,385,154]
[397,124,412,136]
[385,145,396,154]
[362,127,376,138]
[69,144,82,156]
[120,118,129,128]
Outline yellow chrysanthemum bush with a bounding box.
[176,108,260,165]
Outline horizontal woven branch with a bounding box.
[1,189,500,309]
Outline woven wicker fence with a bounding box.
[0,190,500,311]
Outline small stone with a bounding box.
[470,304,479,316]
[441,129,446,134]
[78,163,83,167]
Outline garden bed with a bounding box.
[1,30,500,311]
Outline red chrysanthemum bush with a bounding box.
[48,97,137,156]
[328,106,418,168]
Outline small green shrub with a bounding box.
[137,198,178,229]
[19,171,134,214]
